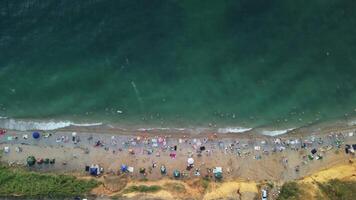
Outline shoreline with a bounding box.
[1,114,356,137]
[1,118,356,199]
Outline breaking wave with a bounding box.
[260,128,296,136]
[0,118,102,131]
[217,127,253,134]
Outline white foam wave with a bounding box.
[218,127,253,134]
[0,116,8,119]
[260,128,296,136]
[0,118,102,131]
[348,120,356,126]
[72,122,103,127]
[137,127,185,132]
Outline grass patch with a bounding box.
[164,183,186,193]
[0,166,99,198]
[277,182,300,200]
[317,179,356,200]
[201,179,210,190]
[123,185,161,193]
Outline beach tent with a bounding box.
[127,167,134,173]
[213,167,223,179]
[160,165,166,174]
[27,156,36,166]
[90,167,98,176]
[32,132,40,139]
[214,171,223,179]
[89,164,101,176]
[345,147,350,154]
[311,149,317,154]
[4,146,9,153]
[173,170,180,178]
[121,165,128,172]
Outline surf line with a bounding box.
[131,81,144,110]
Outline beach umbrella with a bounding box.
[32,132,40,139]
[27,156,36,166]
[187,158,194,165]
[121,165,128,172]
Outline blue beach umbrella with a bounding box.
[32,132,40,139]
[121,164,128,172]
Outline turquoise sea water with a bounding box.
[0,0,356,130]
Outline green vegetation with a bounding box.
[123,185,162,193]
[277,179,356,200]
[277,182,300,200]
[201,179,210,190]
[318,179,356,200]
[164,183,186,193]
[0,166,99,198]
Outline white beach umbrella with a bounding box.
[72,132,77,137]
[187,157,194,165]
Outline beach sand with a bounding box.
[0,123,355,199]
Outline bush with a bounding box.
[318,179,356,200]
[164,183,186,193]
[277,182,300,200]
[123,185,161,193]
[0,166,99,198]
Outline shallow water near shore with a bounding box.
[1,1,356,133]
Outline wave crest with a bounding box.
[260,128,296,136]
[0,118,102,131]
[217,127,252,134]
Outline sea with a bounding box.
[0,0,356,135]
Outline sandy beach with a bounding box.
[0,123,355,199]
